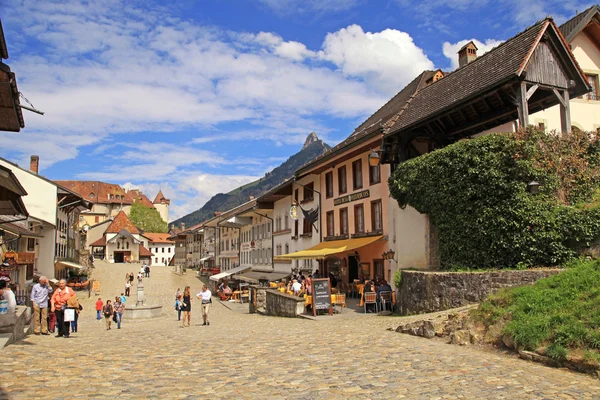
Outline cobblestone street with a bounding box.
[1,261,599,399]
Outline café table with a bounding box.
[232,290,242,303]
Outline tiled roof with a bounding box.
[139,245,153,257]
[297,70,437,174]
[559,5,599,42]
[126,189,155,208]
[153,190,170,205]
[90,237,106,247]
[105,211,140,234]
[143,233,174,243]
[54,181,132,205]
[387,19,549,133]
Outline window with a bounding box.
[162,257,165,263]
[284,214,289,230]
[586,74,599,100]
[285,243,289,254]
[95,216,100,223]
[338,166,347,194]
[354,204,365,233]
[374,259,384,280]
[369,162,381,185]
[89,192,95,199]
[79,215,84,222]
[294,219,299,237]
[303,182,314,202]
[371,200,383,232]
[110,194,114,200]
[537,122,546,132]
[156,248,159,253]
[352,159,363,190]
[27,238,35,252]
[340,208,348,235]
[294,189,299,203]
[326,211,334,237]
[168,248,171,253]
[162,247,165,253]
[325,172,333,198]
[126,242,129,249]
[303,218,312,235]
[155,258,158,263]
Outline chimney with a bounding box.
[458,41,478,68]
[181,223,185,231]
[30,155,39,174]
[249,196,255,201]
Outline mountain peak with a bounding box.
[302,132,320,150]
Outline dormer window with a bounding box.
[89,192,95,199]
[110,194,114,200]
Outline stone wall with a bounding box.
[398,269,562,315]
[265,290,305,318]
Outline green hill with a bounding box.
[172,132,331,228]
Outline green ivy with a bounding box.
[389,130,600,269]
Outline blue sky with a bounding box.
[0,0,592,221]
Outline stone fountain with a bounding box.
[123,281,162,319]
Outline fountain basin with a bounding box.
[124,304,162,319]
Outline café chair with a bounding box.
[379,291,393,312]
[240,290,249,304]
[363,292,378,313]
[333,294,346,313]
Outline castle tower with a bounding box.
[153,190,170,223]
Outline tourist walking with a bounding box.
[95,297,103,320]
[137,272,143,284]
[125,281,131,296]
[140,265,145,276]
[120,293,127,304]
[67,293,82,333]
[196,285,212,326]
[129,272,134,285]
[113,296,125,329]
[180,286,191,327]
[145,264,150,278]
[30,275,53,335]
[175,294,183,321]
[103,300,113,330]
[50,279,74,338]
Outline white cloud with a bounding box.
[442,38,504,70]
[2,0,439,221]
[319,25,435,93]
[259,0,361,15]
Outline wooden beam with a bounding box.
[446,108,518,137]
[469,104,479,117]
[559,89,571,133]
[516,81,529,128]
[552,88,567,107]
[526,84,539,101]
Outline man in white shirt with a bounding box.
[196,285,212,326]
[291,279,302,296]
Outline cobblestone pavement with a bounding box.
[2,261,600,399]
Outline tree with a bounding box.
[129,200,168,233]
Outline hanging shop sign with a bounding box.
[289,205,298,220]
[333,189,370,206]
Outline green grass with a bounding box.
[472,258,600,361]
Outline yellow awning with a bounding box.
[276,236,383,260]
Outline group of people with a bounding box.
[174,285,212,327]
[95,294,126,330]
[29,277,83,338]
[362,278,393,313]
[284,271,339,297]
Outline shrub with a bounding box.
[389,129,600,269]
[392,270,402,289]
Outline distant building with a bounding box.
[153,190,170,224]
[142,232,175,266]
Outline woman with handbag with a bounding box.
[103,300,113,330]
[66,294,82,333]
[180,286,192,327]
[113,296,125,329]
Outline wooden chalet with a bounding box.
[0,20,24,132]
[380,17,591,164]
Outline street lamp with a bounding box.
[368,149,381,167]
[527,181,541,194]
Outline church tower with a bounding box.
[153,190,170,223]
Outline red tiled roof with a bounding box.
[143,233,174,243]
[139,245,153,257]
[54,181,132,205]
[90,237,106,247]
[153,190,170,205]
[126,189,155,208]
[106,211,140,234]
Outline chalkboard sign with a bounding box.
[312,278,333,316]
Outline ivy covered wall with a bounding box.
[388,129,600,269]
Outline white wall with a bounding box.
[0,159,57,225]
[148,242,175,266]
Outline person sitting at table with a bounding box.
[363,280,376,313]
[218,283,232,301]
[305,277,312,296]
[291,279,302,296]
[328,272,337,288]
[376,279,392,297]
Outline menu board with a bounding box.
[312,278,332,316]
